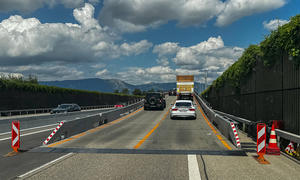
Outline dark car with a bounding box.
[178,93,193,101]
[168,88,177,96]
[50,104,81,114]
[144,92,166,110]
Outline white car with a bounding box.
[170,100,197,120]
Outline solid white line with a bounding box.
[0,128,54,141]
[18,153,73,178]
[188,154,201,180]
[0,123,58,136]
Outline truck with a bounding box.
[176,75,194,101]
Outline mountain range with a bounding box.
[40,78,206,93]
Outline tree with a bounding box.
[114,89,119,93]
[132,88,142,96]
[121,88,129,94]
[28,74,38,84]
[148,88,155,92]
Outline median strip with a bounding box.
[47,107,143,148]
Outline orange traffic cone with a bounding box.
[266,122,280,155]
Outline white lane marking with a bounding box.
[18,153,74,178]
[188,154,201,180]
[0,123,57,136]
[0,128,54,141]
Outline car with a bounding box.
[114,104,124,108]
[178,93,193,101]
[168,88,177,96]
[170,100,196,120]
[50,103,81,114]
[144,92,166,110]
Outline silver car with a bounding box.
[170,100,196,120]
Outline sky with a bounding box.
[0,0,299,85]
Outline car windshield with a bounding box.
[58,104,71,109]
[146,93,160,98]
[175,102,192,107]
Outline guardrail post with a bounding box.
[243,123,246,132]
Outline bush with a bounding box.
[205,14,300,93]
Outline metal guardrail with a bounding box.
[0,98,143,117]
[211,100,300,154]
[194,93,241,149]
[45,100,144,145]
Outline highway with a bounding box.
[0,108,114,133]
[0,108,114,179]
[1,96,300,179]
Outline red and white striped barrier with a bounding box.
[257,123,266,154]
[43,121,64,145]
[230,122,241,147]
[11,121,20,152]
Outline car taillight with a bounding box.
[189,108,195,111]
[172,108,178,111]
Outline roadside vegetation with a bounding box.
[202,14,300,95]
[0,74,136,98]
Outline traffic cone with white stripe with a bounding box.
[266,122,280,155]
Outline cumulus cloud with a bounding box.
[170,36,243,72]
[98,0,287,32]
[152,36,244,84]
[216,0,286,26]
[263,19,289,31]
[0,3,151,66]
[120,40,153,56]
[153,42,180,57]
[156,58,169,66]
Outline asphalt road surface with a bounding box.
[1,96,300,179]
[0,108,113,179]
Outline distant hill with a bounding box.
[40,78,206,93]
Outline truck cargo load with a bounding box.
[176,75,194,101]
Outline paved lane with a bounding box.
[19,96,236,179]
[5,96,299,180]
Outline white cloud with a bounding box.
[263,19,289,31]
[0,3,151,66]
[152,36,244,84]
[120,40,153,56]
[153,42,180,57]
[216,0,286,26]
[0,65,84,81]
[115,66,175,84]
[156,57,169,66]
[95,69,108,76]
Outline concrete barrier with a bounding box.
[45,100,144,145]
[195,94,241,149]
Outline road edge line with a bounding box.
[196,100,232,150]
[17,153,74,179]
